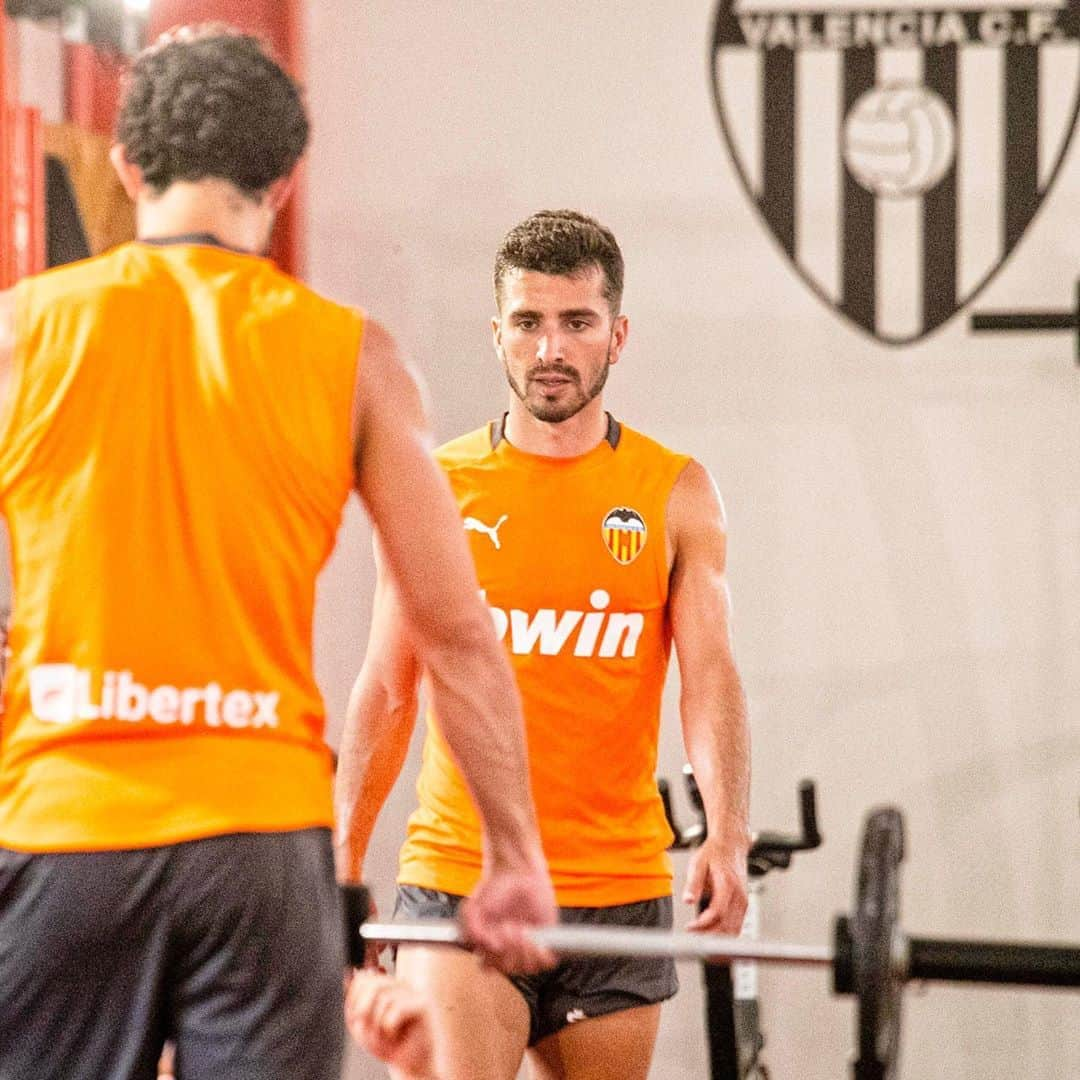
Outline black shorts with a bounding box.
[394,885,679,1046]
[0,829,345,1080]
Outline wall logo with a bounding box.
[602,507,647,565]
[710,0,1080,344]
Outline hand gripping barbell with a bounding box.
[342,807,1080,1078]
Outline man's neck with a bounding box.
[503,399,609,458]
[135,179,271,255]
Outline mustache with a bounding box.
[528,365,580,383]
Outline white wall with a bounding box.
[304,4,1080,1078]
[11,17,64,124]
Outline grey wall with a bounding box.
[305,4,1080,1078]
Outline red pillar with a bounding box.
[4,104,45,283]
[64,42,124,137]
[0,11,8,104]
[1,14,10,285]
[148,0,299,71]
[2,15,45,288]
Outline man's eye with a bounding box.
[569,320,589,331]
[516,320,537,331]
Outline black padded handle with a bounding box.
[341,883,371,968]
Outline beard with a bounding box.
[504,350,611,424]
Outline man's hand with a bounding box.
[460,851,557,975]
[346,971,437,1079]
[682,836,748,934]
[156,1043,175,1079]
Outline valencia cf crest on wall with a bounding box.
[710,0,1080,344]
[602,507,648,565]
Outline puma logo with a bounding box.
[464,514,509,550]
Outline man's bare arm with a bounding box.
[351,320,538,865]
[349,319,555,969]
[333,542,421,884]
[668,459,751,934]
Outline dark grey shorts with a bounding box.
[394,885,678,1046]
[0,830,345,1080]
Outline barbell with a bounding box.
[342,807,1080,1078]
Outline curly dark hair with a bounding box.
[116,24,309,195]
[494,210,625,314]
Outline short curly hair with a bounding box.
[116,24,309,196]
[494,210,624,314]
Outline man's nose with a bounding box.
[536,332,564,362]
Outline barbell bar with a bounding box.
[343,806,1080,1079]
[349,917,1080,985]
[358,918,834,967]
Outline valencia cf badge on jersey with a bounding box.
[602,507,647,565]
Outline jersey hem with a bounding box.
[397,866,673,908]
[0,818,335,855]
[0,734,334,852]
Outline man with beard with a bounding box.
[336,210,751,1080]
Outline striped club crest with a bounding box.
[711,0,1080,344]
[602,507,648,566]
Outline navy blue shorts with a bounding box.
[394,885,678,1046]
[0,829,345,1080]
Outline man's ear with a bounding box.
[264,174,296,213]
[608,313,629,367]
[109,145,144,200]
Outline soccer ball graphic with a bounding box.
[842,82,956,198]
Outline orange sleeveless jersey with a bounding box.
[399,418,690,905]
[0,241,363,852]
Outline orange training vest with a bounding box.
[398,416,690,906]
[0,241,362,852]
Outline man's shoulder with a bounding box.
[434,424,495,470]
[617,421,691,467]
[7,249,146,333]
[275,267,358,318]
[240,258,362,336]
[21,245,130,298]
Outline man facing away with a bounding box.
[0,26,554,1080]
[336,209,751,1080]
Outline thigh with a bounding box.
[395,945,530,1080]
[392,885,531,1080]
[166,829,345,1080]
[527,1004,662,1080]
[0,846,169,1080]
[526,896,678,1078]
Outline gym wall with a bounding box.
[303,3,1080,1079]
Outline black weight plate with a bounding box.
[851,806,905,1080]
